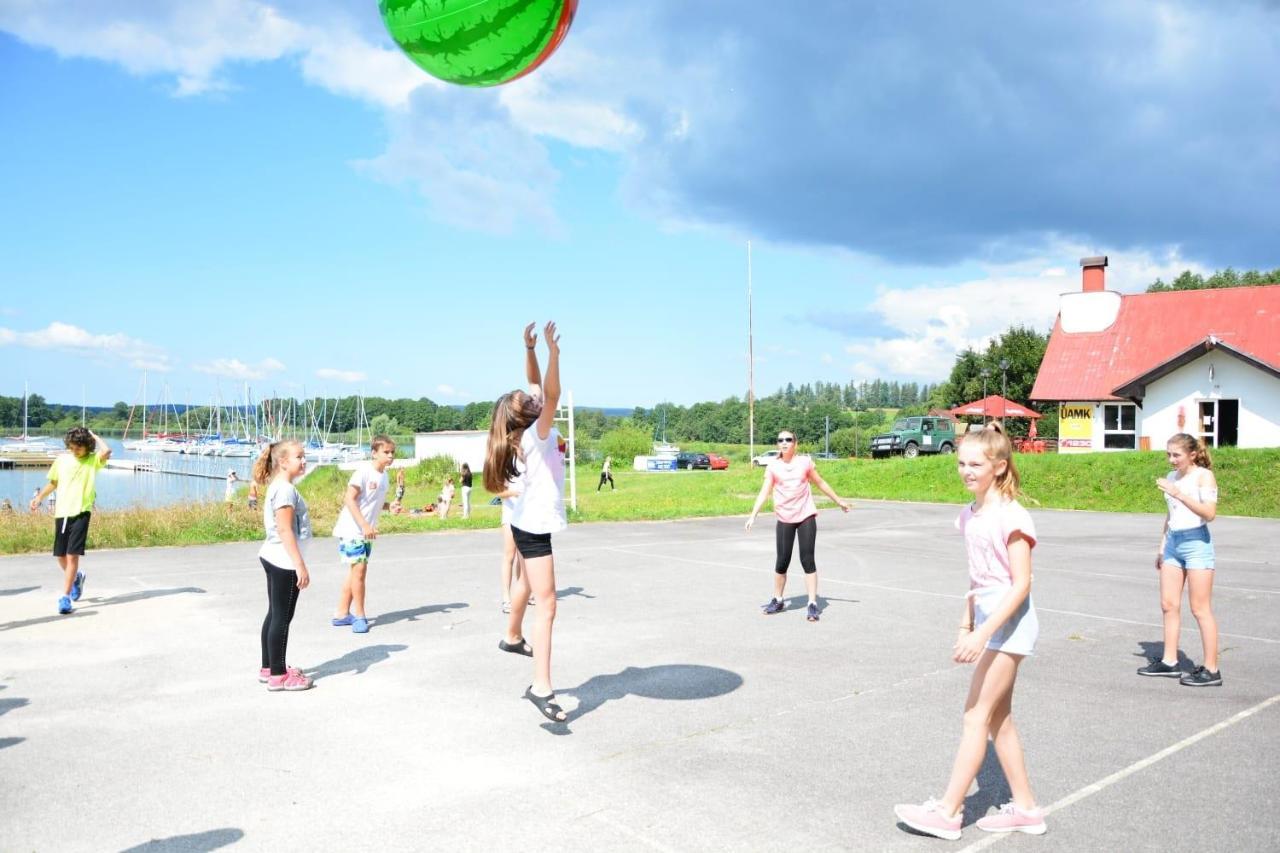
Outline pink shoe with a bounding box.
[257,666,303,683]
[265,671,313,691]
[976,802,1046,835]
[894,799,962,841]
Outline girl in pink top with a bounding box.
[745,430,850,622]
[895,425,1044,841]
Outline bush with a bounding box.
[599,425,652,465]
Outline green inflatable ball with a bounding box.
[379,0,578,88]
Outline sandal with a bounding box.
[499,638,533,657]
[524,685,567,722]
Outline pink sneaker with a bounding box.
[266,671,313,692]
[257,666,303,683]
[894,799,962,841]
[975,802,1046,835]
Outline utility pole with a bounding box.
[747,240,755,461]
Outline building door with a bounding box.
[1198,399,1240,447]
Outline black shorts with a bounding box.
[510,525,553,559]
[53,512,91,557]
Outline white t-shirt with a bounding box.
[259,480,312,569]
[332,463,389,540]
[507,426,567,535]
[1165,467,1216,531]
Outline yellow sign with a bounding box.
[1058,403,1094,453]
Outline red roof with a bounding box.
[1031,285,1280,401]
[948,396,1042,419]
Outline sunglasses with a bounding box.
[777,436,795,443]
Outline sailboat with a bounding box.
[651,404,679,457]
[1,382,59,458]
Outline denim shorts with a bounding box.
[1162,526,1214,570]
[973,587,1038,657]
[338,538,373,565]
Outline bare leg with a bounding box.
[987,662,1037,810]
[500,524,516,605]
[349,562,368,618]
[57,555,79,596]
[521,554,558,697]
[940,650,1023,816]
[1186,570,1219,671]
[505,569,531,646]
[804,572,818,603]
[1158,564,1186,663]
[772,573,787,602]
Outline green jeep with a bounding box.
[870,416,957,459]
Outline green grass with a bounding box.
[3,448,1276,555]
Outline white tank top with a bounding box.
[1165,467,1216,531]
[507,426,567,535]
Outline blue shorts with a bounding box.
[973,587,1038,657]
[1163,526,1214,570]
[338,538,373,565]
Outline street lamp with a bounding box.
[999,358,1010,423]
[980,368,990,424]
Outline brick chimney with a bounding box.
[1081,255,1108,292]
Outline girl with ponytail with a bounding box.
[485,322,568,724]
[1140,433,1221,687]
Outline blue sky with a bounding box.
[2,1,1278,409]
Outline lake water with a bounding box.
[0,437,258,511]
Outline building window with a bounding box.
[1102,403,1137,449]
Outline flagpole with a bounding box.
[747,240,755,461]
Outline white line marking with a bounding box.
[603,547,1280,644]
[956,692,1280,852]
[1031,565,1280,596]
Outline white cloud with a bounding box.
[192,357,286,380]
[836,245,1210,380]
[0,321,171,370]
[316,367,365,383]
[435,383,472,399]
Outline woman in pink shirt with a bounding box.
[745,430,850,621]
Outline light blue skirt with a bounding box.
[973,586,1038,657]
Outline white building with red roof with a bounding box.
[1030,257,1280,452]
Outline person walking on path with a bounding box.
[253,441,314,692]
[745,430,850,622]
[894,424,1045,840]
[1138,432,1222,687]
[597,455,615,491]
[485,321,568,723]
[331,436,395,634]
[460,463,474,519]
[30,427,111,615]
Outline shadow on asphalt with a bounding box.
[2,587,204,632]
[0,609,98,632]
[305,644,408,682]
[0,585,39,597]
[0,737,24,751]
[1135,640,1192,672]
[556,586,595,600]
[559,664,744,727]
[0,696,31,717]
[119,827,245,852]
[963,741,1015,825]
[374,602,467,627]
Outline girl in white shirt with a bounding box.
[484,322,567,723]
[1139,433,1221,687]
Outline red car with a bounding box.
[706,452,730,470]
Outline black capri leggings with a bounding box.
[261,557,301,676]
[775,515,818,574]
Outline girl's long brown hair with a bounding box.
[252,441,300,485]
[484,391,542,493]
[1168,432,1213,469]
[961,422,1021,500]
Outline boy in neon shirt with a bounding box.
[30,427,112,614]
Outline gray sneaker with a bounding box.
[806,602,819,622]
[1137,659,1182,677]
[762,598,785,615]
[1180,666,1222,687]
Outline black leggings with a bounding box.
[260,558,301,675]
[598,472,614,491]
[775,515,818,574]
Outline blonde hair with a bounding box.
[252,440,301,485]
[371,435,395,453]
[1167,432,1213,469]
[484,390,543,493]
[961,422,1021,500]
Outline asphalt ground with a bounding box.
[2,501,1277,852]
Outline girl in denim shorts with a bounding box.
[1138,433,1221,687]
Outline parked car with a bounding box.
[675,451,710,470]
[751,449,781,466]
[706,452,730,470]
[811,451,839,460]
[870,416,957,459]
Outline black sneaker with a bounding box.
[1137,659,1182,678]
[1180,666,1222,687]
[806,602,819,622]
